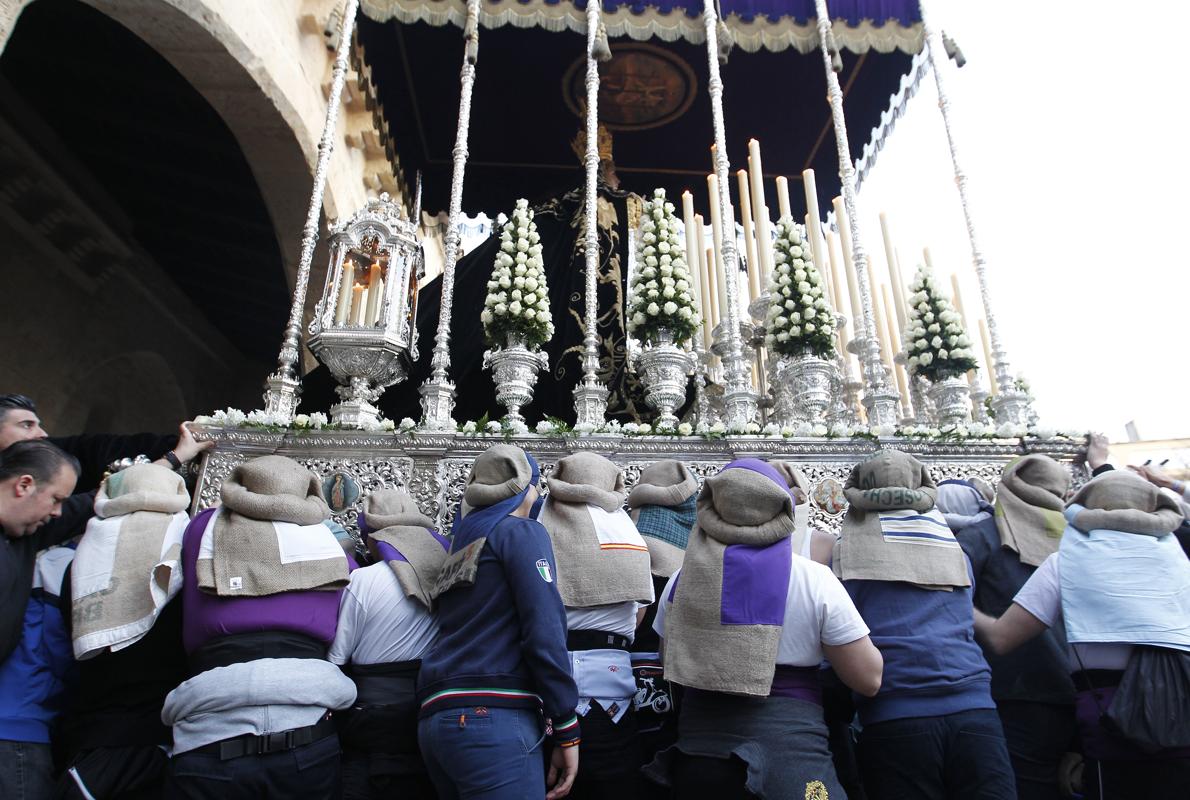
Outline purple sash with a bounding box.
[769,665,823,706]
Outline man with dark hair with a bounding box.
[0,393,211,541]
[0,440,80,798]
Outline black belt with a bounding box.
[568,629,631,651]
[191,717,337,761]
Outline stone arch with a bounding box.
[76,0,360,288]
[58,350,188,434]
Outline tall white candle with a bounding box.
[923,246,935,270]
[878,212,906,335]
[832,197,863,331]
[979,318,999,393]
[334,261,354,325]
[695,214,717,334]
[707,174,729,322]
[364,263,383,326]
[775,176,791,220]
[807,214,833,307]
[747,141,774,287]
[802,169,826,282]
[349,283,366,326]
[736,169,761,303]
[681,191,704,321]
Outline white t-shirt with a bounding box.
[653,551,869,667]
[1012,552,1132,672]
[329,563,439,666]
[566,601,641,639]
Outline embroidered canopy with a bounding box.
[360,0,923,54]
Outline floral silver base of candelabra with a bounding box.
[483,335,549,425]
[991,387,1033,428]
[308,328,412,428]
[637,329,694,429]
[928,376,973,427]
[776,354,836,425]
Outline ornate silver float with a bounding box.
[308,193,422,428]
[928,375,973,426]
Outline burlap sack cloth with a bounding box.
[540,452,653,607]
[198,455,346,596]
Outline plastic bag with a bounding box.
[1105,646,1190,754]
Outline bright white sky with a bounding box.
[856,2,1188,442]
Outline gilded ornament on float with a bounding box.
[308,193,422,429]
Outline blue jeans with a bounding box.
[858,708,1017,800]
[418,706,547,800]
[0,740,54,800]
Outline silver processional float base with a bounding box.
[189,426,1084,540]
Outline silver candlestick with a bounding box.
[701,0,758,428]
[919,1,1034,427]
[573,0,610,425]
[263,0,360,421]
[813,0,900,429]
[419,0,482,430]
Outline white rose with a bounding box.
[677,423,693,436]
[494,303,507,315]
[663,301,678,314]
[509,300,522,315]
[805,322,815,333]
[480,309,493,324]
[647,302,660,315]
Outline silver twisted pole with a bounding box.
[572,0,610,425]
[812,0,899,428]
[918,0,1032,426]
[263,0,360,421]
[419,0,482,430]
[701,0,757,428]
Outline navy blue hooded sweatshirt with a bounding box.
[417,509,579,746]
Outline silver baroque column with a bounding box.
[919,0,1032,426]
[262,0,360,421]
[813,0,899,429]
[573,0,610,425]
[419,0,482,430]
[701,0,757,428]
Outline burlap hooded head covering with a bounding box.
[540,452,653,607]
[198,455,346,596]
[936,479,994,534]
[363,489,449,609]
[459,444,537,519]
[663,459,796,696]
[434,445,541,599]
[1066,471,1184,536]
[627,460,699,577]
[770,461,816,556]
[994,455,1070,566]
[72,464,191,659]
[833,449,970,590]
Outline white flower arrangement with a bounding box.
[627,189,701,345]
[481,199,553,349]
[763,217,836,359]
[902,266,978,382]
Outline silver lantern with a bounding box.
[308,193,422,428]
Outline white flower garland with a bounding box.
[481,199,553,349]
[763,217,836,358]
[903,266,978,382]
[627,188,701,345]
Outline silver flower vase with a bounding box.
[791,354,836,423]
[928,375,973,426]
[637,328,693,429]
[483,333,548,425]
